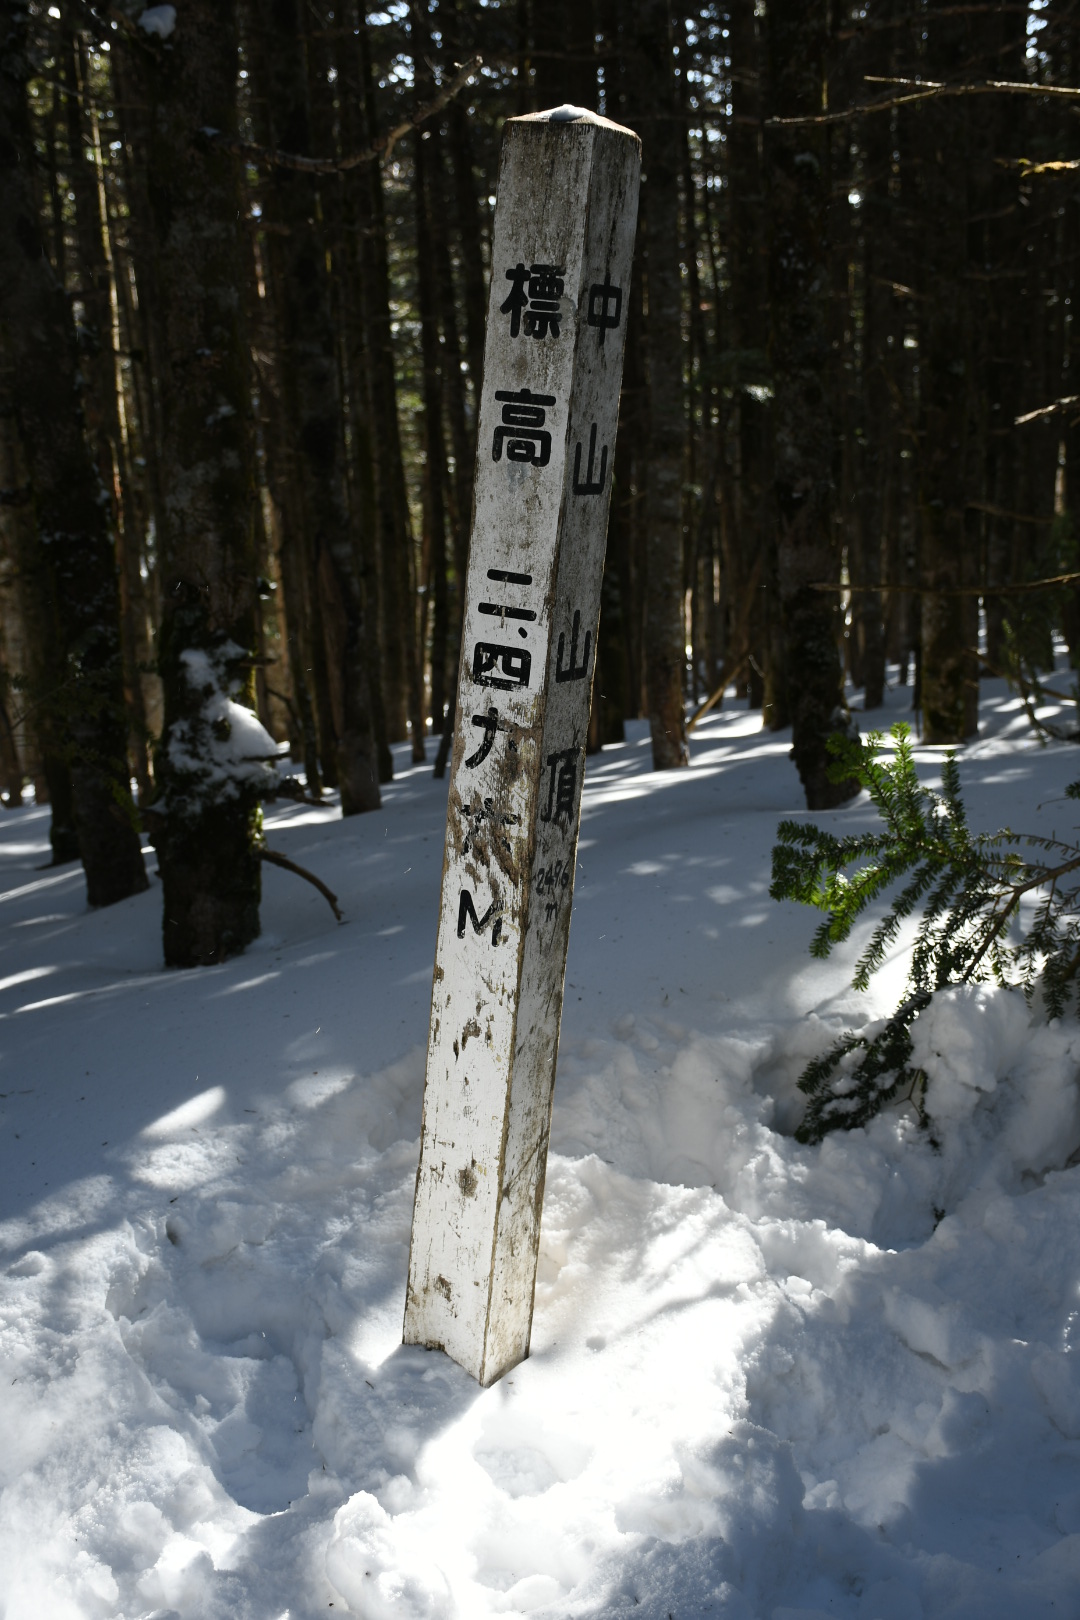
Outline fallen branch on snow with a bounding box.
[259,846,342,922]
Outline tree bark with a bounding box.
[0,0,148,901]
[413,123,453,737]
[638,0,690,769]
[764,0,856,808]
[0,380,79,857]
[247,226,323,794]
[914,2,979,744]
[853,64,896,714]
[727,0,781,725]
[352,11,425,760]
[124,0,265,963]
[66,30,153,796]
[252,0,381,816]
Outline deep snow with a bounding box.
[2,677,1080,1619]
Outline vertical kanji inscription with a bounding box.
[404,108,641,1387]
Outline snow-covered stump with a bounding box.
[403,108,641,1386]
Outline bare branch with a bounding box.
[203,55,482,175]
[1003,158,1080,176]
[767,74,1080,128]
[965,499,1054,526]
[864,73,1080,99]
[259,846,343,922]
[811,571,1080,597]
[688,651,750,731]
[1015,395,1080,425]
[687,552,762,730]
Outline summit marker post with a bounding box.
[403,108,641,1386]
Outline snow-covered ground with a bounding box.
[3,675,1080,1620]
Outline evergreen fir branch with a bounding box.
[770,723,1080,1143]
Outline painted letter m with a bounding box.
[457,889,503,945]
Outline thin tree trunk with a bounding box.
[728,0,779,724]
[444,0,488,407]
[353,11,425,759]
[66,31,153,795]
[854,70,896,713]
[247,225,323,794]
[305,21,395,785]
[638,0,689,769]
[0,382,79,859]
[251,0,381,815]
[409,22,454,738]
[915,2,979,744]
[0,1,148,901]
[764,0,856,808]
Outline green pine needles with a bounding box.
[770,724,1080,1143]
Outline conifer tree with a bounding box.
[0,0,147,906]
[772,724,1080,1141]
[123,0,270,964]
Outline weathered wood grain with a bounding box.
[403,107,641,1386]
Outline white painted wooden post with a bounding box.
[403,106,641,1387]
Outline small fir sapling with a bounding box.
[770,723,1080,1143]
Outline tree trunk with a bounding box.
[352,12,425,760]
[0,382,79,858]
[252,0,381,815]
[443,0,488,408]
[124,0,266,963]
[764,0,856,808]
[727,0,781,725]
[638,0,689,769]
[0,0,148,902]
[914,3,979,744]
[66,31,154,797]
[409,54,454,738]
[854,73,896,713]
[248,227,324,794]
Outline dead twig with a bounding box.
[810,571,1080,597]
[203,55,482,175]
[272,776,324,807]
[259,846,342,922]
[966,499,1054,525]
[1015,395,1080,425]
[967,648,1080,743]
[767,74,1080,127]
[1005,158,1080,176]
[687,552,763,731]
[688,651,750,731]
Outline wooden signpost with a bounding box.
[403,106,641,1387]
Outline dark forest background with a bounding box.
[3,0,1080,965]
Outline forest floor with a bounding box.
[3,673,1080,1619]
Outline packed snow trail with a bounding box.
[1,679,1079,1618]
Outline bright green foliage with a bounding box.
[770,724,1080,1142]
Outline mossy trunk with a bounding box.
[124,0,263,964]
[0,0,148,903]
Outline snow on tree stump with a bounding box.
[403,107,641,1386]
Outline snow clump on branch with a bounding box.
[165,645,283,816]
[137,6,176,39]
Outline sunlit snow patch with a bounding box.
[142,1085,227,1138]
